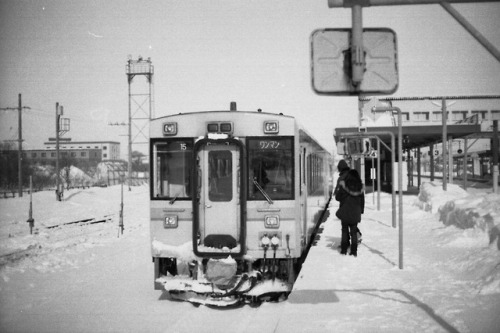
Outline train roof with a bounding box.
[151,110,330,154]
[151,110,295,120]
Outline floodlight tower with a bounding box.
[125,56,154,190]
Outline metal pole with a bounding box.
[56,102,60,201]
[351,5,364,87]
[407,149,411,187]
[127,66,132,192]
[372,155,375,205]
[463,138,468,190]
[430,143,435,181]
[377,138,381,211]
[391,133,396,229]
[17,94,23,197]
[119,178,124,236]
[448,137,454,184]
[328,0,497,8]
[27,175,34,234]
[396,107,403,270]
[440,2,500,63]
[493,120,499,194]
[368,107,403,268]
[417,147,421,189]
[442,98,447,191]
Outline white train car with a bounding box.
[149,104,331,305]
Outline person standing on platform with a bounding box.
[334,160,362,244]
[335,169,365,257]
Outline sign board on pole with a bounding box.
[311,28,398,95]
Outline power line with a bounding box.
[0,94,30,197]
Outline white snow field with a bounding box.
[0,181,499,333]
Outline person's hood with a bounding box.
[337,160,349,172]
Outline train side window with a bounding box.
[307,153,325,196]
[247,137,294,200]
[152,140,193,199]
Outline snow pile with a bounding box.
[416,181,500,248]
[62,165,93,187]
[438,192,500,230]
[415,181,468,213]
[151,240,198,262]
[414,181,500,294]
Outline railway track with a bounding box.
[0,214,116,266]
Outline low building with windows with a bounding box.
[23,148,103,166]
[43,139,120,161]
[21,139,121,168]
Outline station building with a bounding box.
[335,95,500,192]
[22,139,121,166]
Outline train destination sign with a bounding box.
[248,138,292,150]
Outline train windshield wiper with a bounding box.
[169,195,178,205]
[253,178,273,205]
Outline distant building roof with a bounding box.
[45,140,120,145]
[359,95,500,102]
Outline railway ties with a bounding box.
[45,214,114,229]
[0,214,116,267]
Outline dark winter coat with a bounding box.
[333,160,350,195]
[335,180,365,225]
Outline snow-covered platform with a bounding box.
[258,187,500,333]
[1,183,499,333]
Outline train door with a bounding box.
[193,139,245,257]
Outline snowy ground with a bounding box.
[0,182,499,332]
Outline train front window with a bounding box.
[153,140,193,199]
[208,150,233,202]
[247,137,293,200]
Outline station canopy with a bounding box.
[334,124,482,151]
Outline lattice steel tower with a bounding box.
[126,56,154,188]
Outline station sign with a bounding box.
[311,28,398,95]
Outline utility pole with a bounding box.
[17,94,23,197]
[56,102,61,201]
[0,93,30,197]
[55,103,70,201]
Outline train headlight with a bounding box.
[163,122,177,136]
[271,235,280,247]
[264,215,279,228]
[261,235,270,247]
[163,215,178,228]
[263,121,279,134]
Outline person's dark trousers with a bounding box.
[349,224,358,256]
[340,222,351,254]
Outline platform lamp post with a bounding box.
[372,106,404,270]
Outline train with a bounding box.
[149,103,332,306]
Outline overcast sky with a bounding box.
[1,0,499,155]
